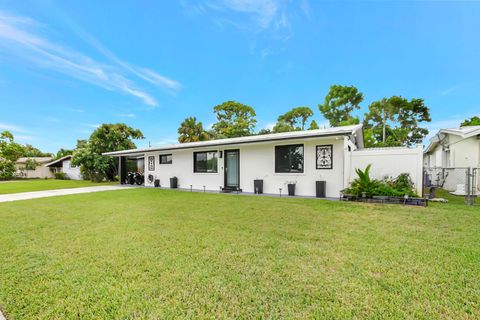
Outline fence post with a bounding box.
[465,168,471,205]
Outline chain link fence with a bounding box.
[467,168,480,206]
[424,167,479,205]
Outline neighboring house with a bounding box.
[15,157,54,179]
[424,126,480,169]
[45,155,83,180]
[104,125,424,197]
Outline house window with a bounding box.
[275,144,304,173]
[194,151,218,173]
[159,154,172,164]
[316,145,333,169]
[148,156,155,171]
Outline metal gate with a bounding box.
[466,168,480,206]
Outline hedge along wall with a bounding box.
[344,146,424,196]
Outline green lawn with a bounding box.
[0,189,479,319]
[0,179,116,194]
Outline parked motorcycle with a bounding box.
[134,172,144,185]
[126,172,144,185]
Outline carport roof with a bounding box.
[102,124,363,157]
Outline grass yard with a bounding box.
[0,179,116,194]
[0,189,479,319]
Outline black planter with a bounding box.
[254,179,263,194]
[316,181,326,198]
[170,177,178,189]
[154,179,160,188]
[287,183,296,196]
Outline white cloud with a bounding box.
[85,123,100,129]
[14,135,37,142]
[183,0,304,49]
[115,113,136,118]
[440,85,461,96]
[0,122,27,133]
[0,11,181,107]
[264,121,276,130]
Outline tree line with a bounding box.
[1,85,479,181]
[177,84,457,148]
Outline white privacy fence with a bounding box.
[345,146,424,196]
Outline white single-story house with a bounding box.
[424,126,480,169]
[423,126,480,194]
[103,124,423,197]
[15,157,54,179]
[45,155,83,180]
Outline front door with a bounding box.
[224,150,240,190]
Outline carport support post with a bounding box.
[119,156,127,185]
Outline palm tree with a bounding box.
[177,117,210,143]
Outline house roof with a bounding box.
[425,126,480,153]
[103,124,363,157]
[45,155,72,167]
[16,157,53,164]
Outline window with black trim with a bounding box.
[194,151,218,173]
[275,144,304,173]
[159,154,172,164]
[316,145,333,169]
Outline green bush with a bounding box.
[54,172,69,180]
[343,165,418,197]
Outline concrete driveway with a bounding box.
[0,185,132,203]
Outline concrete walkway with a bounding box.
[0,185,130,203]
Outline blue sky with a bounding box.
[0,0,479,153]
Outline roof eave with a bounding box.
[102,128,361,157]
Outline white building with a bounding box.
[45,155,83,180]
[424,126,480,169]
[104,125,424,197]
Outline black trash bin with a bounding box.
[316,181,326,198]
[154,179,160,188]
[254,179,263,194]
[287,183,296,196]
[170,177,178,189]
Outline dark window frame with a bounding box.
[159,154,172,164]
[316,144,333,170]
[275,144,304,173]
[193,150,218,173]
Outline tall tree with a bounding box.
[278,106,314,130]
[72,123,144,181]
[460,116,480,127]
[212,101,257,138]
[177,117,210,143]
[55,148,74,159]
[319,85,363,127]
[21,144,53,157]
[363,96,431,147]
[0,131,24,179]
[308,120,319,130]
[272,106,315,133]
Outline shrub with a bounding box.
[343,165,418,197]
[54,172,69,180]
[0,158,15,180]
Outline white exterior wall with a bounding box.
[348,146,424,195]
[143,137,346,197]
[450,137,479,168]
[425,136,480,169]
[62,159,82,180]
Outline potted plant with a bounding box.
[286,180,297,196]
